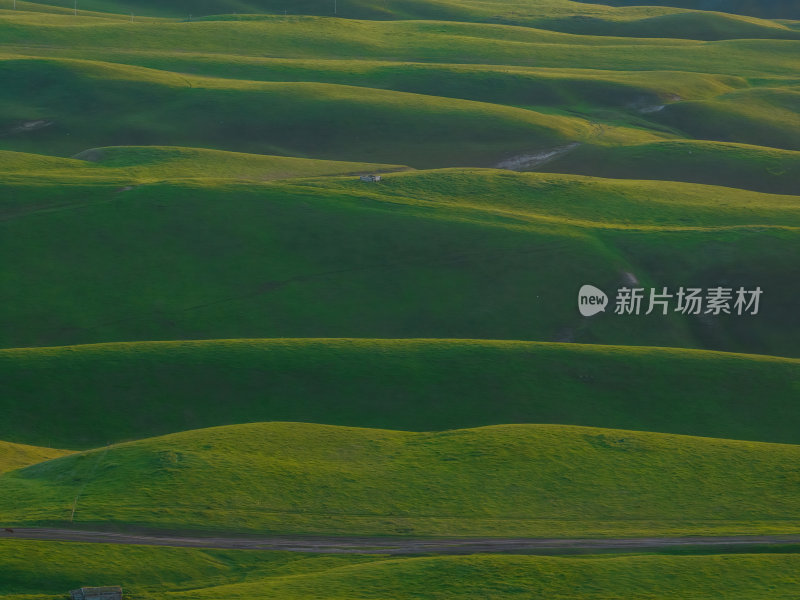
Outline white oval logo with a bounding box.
[578,284,608,317]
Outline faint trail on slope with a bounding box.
[495,142,580,171]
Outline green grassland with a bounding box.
[574,0,799,21]
[0,56,664,164]
[1,166,797,355]
[2,539,800,600]
[12,0,800,40]
[0,0,799,595]
[2,339,799,448]
[4,421,800,536]
[0,441,70,474]
[0,13,796,187]
[541,140,800,194]
[2,15,798,76]
[0,147,410,181]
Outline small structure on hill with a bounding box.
[69,587,123,600]
[359,174,381,182]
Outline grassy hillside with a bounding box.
[0,147,410,181]
[1,167,798,355]
[3,539,800,600]
[653,87,800,152]
[541,140,800,194]
[1,53,746,109]
[15,0,800,38]
[574,0,800,21]
[1,16,798,77]
[0,57,664,164]
[2,338,800,448]
[0,539,382,599]
[3,421,800,536]
[0,442,70,474]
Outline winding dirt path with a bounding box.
[3,528,800,555]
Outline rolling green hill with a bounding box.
[0,57,663,164]
[574,0,800,21]
[3,421,800,536]
[541,140,800,194]
[3,538,800,600]
[652,87,800,151]
[2,167,798,355]
[1,339,799,448]
[2,15,798,77]
[0,441,70,474]
[0,147,410,181]
[15,0,800,39]
[0,0,798,596]
[164,553,800,600]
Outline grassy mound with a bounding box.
[653,86,800,151]
[3,421,800,536]
[167,553,800,599]
[573,0,800,21]
[3,538,800,599]
[537,10,800,41]
[2,338,800,448]
[0,442,70,474]
[541,140,800,194]
[0,147,409,181]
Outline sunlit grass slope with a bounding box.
[0,442,70,474]
[542,140,800,194]
[1,539,800,600]
[1,52,746,109]
[0,539,382,600]
[0,57,665,164]
[14,0,800,40]
[1,15,798,77]
[652,86,800,151]
[0,147,409,182]
[575,0,800,21]
[3,539,800,600]
[4,421,800,536]
[1,168,798,354]
[1,339,799,448]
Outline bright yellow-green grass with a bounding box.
[3,421,800,536]
[12,0,800,40]
[0,441,70,474]
[3,539,800,599]
[577,0,798,21]
[2,339,799,448]
[1,167,797,354]
[1,14,798,77]
[0,51,748,107]
[0,147,410,182]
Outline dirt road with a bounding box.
[3,528,800,555]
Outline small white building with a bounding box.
[359,174,381,182]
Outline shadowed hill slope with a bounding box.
[1,339,798,448]
[2,167,798,355]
